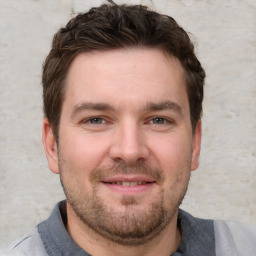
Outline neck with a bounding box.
[66,203,181,256]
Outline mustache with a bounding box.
[90,162,164,184]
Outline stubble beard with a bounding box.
[59,161,189,246]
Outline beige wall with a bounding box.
[1,0,256,253]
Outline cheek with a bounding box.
[59,132,110,174]
[148,133,192,170]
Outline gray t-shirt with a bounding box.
[9,200,256,256]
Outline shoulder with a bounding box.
[8,228,48,256]
[214,219,256,255]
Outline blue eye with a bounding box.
[89,117,104,124]
[151,117,166,124]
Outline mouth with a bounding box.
[104,181,151,186]
[101,176,156,195]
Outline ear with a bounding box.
[191,120,202,171]
[42,118,59,174]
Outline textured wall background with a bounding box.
[0,0,255,253]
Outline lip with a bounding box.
[102,174,156,183]
[101,175,156,195]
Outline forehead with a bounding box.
[63,48,188,113]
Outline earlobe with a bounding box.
[42,118,59,174]
[191,120,202,171]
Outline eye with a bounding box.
[79,116,112,131]
[88,117,105,125]
[150,117,168,125]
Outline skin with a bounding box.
[43,48,201,256]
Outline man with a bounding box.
[10,1,256,256]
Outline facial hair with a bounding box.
[59,161,189,246]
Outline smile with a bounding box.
[101,178,156,195]
[107,181,148,186]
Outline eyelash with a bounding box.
[83,117,107,125]
[149,117,169,125]
[82,116,173,125]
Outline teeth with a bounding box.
[110,181,147,186]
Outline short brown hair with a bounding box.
[42,3,205,138]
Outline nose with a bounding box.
[109,121,149,165]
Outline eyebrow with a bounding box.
[144,100,183,115]
[71,103,115,118]
[71,100,183,118]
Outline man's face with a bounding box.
[43,48,201,245]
